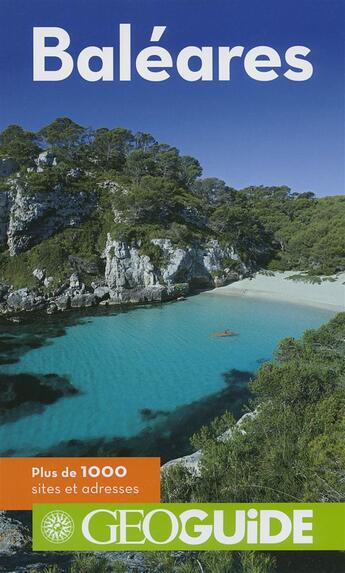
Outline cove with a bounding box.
[0,294,335,458]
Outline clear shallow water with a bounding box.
[0,294,334,456]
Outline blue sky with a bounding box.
[0,0,344,196]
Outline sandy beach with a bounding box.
[206,271,345,311]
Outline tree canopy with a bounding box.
[0,118,344,275]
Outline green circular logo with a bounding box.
[41,510,74,544]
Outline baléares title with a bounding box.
[33,24,314,82]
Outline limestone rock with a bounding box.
[32,268,45,282]
[55,294,70,311]
[162,449,203,475]
[203,239,247,286]
[103,234,248,305]
[46,303,57,314]
[0,511,30,555]
[109,285,169,304]
[6,183,97,255]
[6,289,45,312]
[152,239,211,287]
[69,273,82,289]
[70,293,97,308]
[93,286,110,300]
[35,150,57,171]
[43,276,54,288]
[154,238,246,287]
[104,237,159,290]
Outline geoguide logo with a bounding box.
[33,503,345,552]
[41,510,75,544]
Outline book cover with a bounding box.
[0,0,344,572]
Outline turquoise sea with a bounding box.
[0,294,335,458]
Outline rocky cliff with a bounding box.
[1,182,97,256]
[0,164,255,315]
[103,235,248,303]
[0,232,249,314]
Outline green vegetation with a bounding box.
[164,313,345,504]
[19,167,96,195]
[285,274,322,284]
[161,313,345,572]
[36,543,345,573]
[0,124,40,167]
[38,117,89,150]
[5,121,342,572]
[0,118,344,288]
[70,554,109,573]
[38,551,276,573]
[144,550,277,573]
[0,211,108,289]
[39,554,121,573]
[241,187,345,274]
[139,241,167,268]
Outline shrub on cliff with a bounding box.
[162,313,345,572]
[164,313,345,504]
